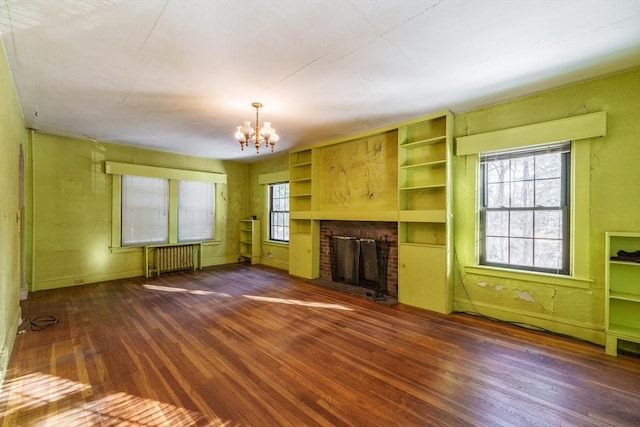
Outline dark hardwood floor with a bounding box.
[1,264,639,426]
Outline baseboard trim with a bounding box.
[453,298,604,345]
[34,269,142,291]
[1,306,22,391]
[259,258,288,271]
[201,255,240,267]
[33,257,246,291]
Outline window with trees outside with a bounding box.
[480,142,570,274]
[269,182,289,242]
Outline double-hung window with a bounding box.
[178,180,215,242]
[122,175,169,246]
[120,175,215,246]
[269,182,289,242]
[480,142,570,274]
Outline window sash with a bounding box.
[121,175,169,246]
[178,180,215,242]
[480,143,570,274]
[269,182,289,242]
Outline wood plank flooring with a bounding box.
[1,264,639,426]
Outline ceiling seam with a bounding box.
[141,0,169,51]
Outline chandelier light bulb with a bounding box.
[234,126,244,141]
[234,103,278,154]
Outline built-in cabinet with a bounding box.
[289,149,319,278]
[287,111,453,314]
[398,111,453,314]
[239,219,261,264]
[605,231,640,356]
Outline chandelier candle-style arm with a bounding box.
[234,102,278,153]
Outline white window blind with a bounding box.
[178,180,215,242]
[122,175,168,245]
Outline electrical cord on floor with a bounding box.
[17,315,58,334]
[451,247,599,345]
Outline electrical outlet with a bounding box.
[74,278,84,284]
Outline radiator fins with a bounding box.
[154,245,195,275]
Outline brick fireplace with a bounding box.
[319,221,398,296]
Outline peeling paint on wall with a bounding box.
[318,132,398,210]
[515,289,536,302]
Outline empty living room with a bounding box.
[1,1,639,426]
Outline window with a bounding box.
[178,180,215,242]
[120,175,215,246]
[122,175,169,245]
[269,182,289,242]
[480,142,570,274]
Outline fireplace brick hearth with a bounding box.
[319,221,398,295]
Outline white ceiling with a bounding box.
[1,1,639,162]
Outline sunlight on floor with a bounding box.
[243,294,353,311]
[142,283,353,311]
[0,371,226,426]
[143,283,231,298]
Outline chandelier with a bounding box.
[234,102,279,153]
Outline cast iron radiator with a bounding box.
[145,243,201,277]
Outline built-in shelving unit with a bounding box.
[605,231,640,356]
[397,111,453,314]
[289,149,319,278]
[239,219,261,264]
[286,111,454,314]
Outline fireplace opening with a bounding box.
[319,221,398,298]
[329,234,392,299]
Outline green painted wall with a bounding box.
[248,153,290,270]
[246,68,639,344]
[316,132,398,212]
[452,68,640,344]
[31,133,249,290]
[0,40,28,384]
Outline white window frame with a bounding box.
[121,175,169,246]
[455,112,606,288]
[268,181,290,242]
[105,161,226,250]
[178,180,215,243]
[258,170,290,245]
[479,142,571,275]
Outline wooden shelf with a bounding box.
[608,323,640,337]
[291,193,312,198]
[290,161,312,167]
[399,184,446,191]
[290,211,312,220]
[290,177,312,183]
[397,112,452,315]
[400,135,446,149]
[239,219,260,265]
[610,291,640,302]
[610,260,640,267]
[400,159,446,170]
[399,242,446,249]
[605,231,640,356]
[399,210,446,223]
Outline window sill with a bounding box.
[110,246,142,254]
[464,265,592,289]
[110,240,221,253]
[263,240,289,247]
